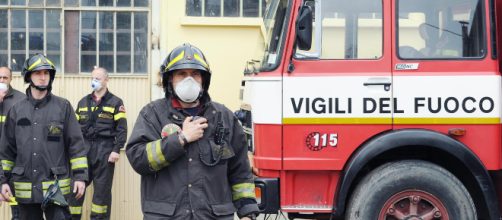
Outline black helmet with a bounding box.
[160,43,211,98]
[22,54,56,83]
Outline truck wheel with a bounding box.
[345,160,476,220]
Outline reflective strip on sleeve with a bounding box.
[145,139,169,171]
[8,197,18,206]
[1,160,14,171]
[114,112,126,121]
[91,203,108,214]
[75,114,80,120]
[231,183,256,201]
[15,190,31,199]
[70,157,88,170]
[102,106,115,113]
[0,115,5,123]
[14,182,32,191]
[70,206,82,215]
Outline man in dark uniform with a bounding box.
[70,67,127,220]
[0,66,26,220]
[127,43,259,220]
[0,54,88,220]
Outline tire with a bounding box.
[346,160,476,220]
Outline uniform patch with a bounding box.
[119,105,126,113]
[48,125,62,136]
[161,123,181,138]
[98,112,113,120]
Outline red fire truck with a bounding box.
[237,0,502,219]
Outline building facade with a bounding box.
[0,0,265,219]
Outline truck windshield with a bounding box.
[259,0,290,71]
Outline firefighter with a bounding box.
[0,54,88,220]
[419,22,461,57]
[126,43,259,220]
[0,66,25,220]
[69,67,127,220]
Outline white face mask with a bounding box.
[174,76,202,103]
[0,83,8,92]
[91,79,102,91]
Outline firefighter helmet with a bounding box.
[160,43,211,98]
[21,54,56,83]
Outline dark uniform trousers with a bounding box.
[69,139,115,220]
[69,91,127,220]
[18,204,71,220]
[0,88,25,220]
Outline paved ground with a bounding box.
[234,213,289,220]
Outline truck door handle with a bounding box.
[363,82,391,91]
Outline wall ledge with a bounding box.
[181,16,263,27]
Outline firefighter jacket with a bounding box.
[75,90,127,153]
[127,98,259,220]
[0,87,26,135]
[0,91,89,204]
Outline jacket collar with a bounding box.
[88,89,111,104]
[167,97,216,124]
[26,87,52,108]
[4,85,15,99]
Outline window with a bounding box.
[295,0,383,60]
[186,0,266,17]
[0,0,150,74]
[397,0,486,59]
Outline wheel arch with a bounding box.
[332,128,500,220]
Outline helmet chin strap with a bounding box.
[29,79,52,91]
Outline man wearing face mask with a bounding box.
[0,66,25,220]
[0,54,88,220]
[127,43,259,220]
[70,67,127,220]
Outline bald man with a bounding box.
[0,66,25,220]
[70,67,127,220]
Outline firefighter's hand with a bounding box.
[240,217,252,220]
[181,116,208,144]
[1,184,12,202]
[73,181,86,199]
[108,152,120,163]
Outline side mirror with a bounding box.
[296,5,313,50]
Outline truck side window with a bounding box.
[295,0,383,60]
[397,0,486,59]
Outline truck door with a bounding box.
[392,0,501,167]
[280,0,392,210]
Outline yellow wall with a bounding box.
[162,1,265,111]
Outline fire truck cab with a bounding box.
[238,0,502,219]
